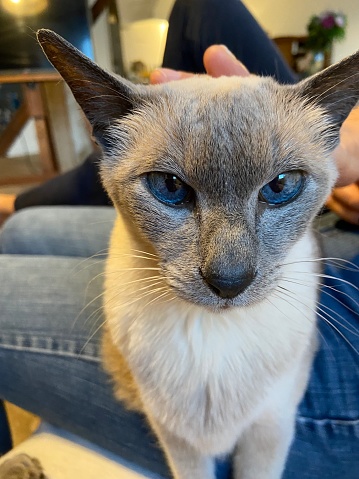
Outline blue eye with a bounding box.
[259,171,305,206]
[147,172,194,206]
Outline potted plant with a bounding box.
[305,11,347,73]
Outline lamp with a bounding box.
[1,0,48,17]
[120,18,169,82]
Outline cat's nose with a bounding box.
[201,269,256,299]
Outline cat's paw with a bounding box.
[0,454,46,479]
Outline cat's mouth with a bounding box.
[172,283,256,312]
[168,267,279,312]
[163,263,276,311]
[219,303,232,310]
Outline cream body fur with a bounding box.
[104,214,318,457]
[37,30,359,479]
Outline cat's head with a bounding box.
[38,30,359,310]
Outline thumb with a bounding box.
[203,45,250,78]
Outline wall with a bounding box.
[116,0,156,24]
[115,0,174,23]
[153,0,175,19]
[242,0,359,63]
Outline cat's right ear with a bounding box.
[297,49,359,147]
[37,29,141,150]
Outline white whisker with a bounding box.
[283,271,359,293]
[130,249,158,258]
[72,248,109,273]
[281,275,359,320]
[276,286,359,359]
[281,257,359,272]
[78,319,106,359]
[272,289,334,360]
[71,290,106,333]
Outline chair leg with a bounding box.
[0,400,12,455]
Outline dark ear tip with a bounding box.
[37,29,75,61]
[37,28,55,43]
[37,29,67,50]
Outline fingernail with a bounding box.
[219,44,237,59]
[219,45,248,71]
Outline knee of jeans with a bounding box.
[0,213,20,253]
[0,208,45,254]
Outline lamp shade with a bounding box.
[1,0,48,17]
[120,18,169,82]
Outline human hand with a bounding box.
[326,182,359,225]
[0,193,16,226]
[150,44,250,83]
[332,107,359,187]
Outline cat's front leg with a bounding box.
[151,421,215,479]
[233,408,296,479]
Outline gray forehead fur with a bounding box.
[102,75,334,204]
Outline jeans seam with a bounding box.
[0,333,100,362]
[297,416,359,426]
[0,342,100,362]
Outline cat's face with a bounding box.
[37,30,359,310]
[101,75,336,308]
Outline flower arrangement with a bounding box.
[306,11,347,52]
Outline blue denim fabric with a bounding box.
[0,254,171,478]
[0,207,358,478]
[0,206,116,257]
[283,259,359,479]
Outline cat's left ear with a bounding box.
[297,49,359,141]
[37,29,143,149]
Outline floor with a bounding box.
[5,403,40,447]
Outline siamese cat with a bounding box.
[3,30,358,479]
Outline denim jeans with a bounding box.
[0,207,358,478]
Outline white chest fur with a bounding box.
[104,217,318,456]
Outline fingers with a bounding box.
[150,45,250,84]
[326,182,359,225]
[150,68,194,84]
[203,45,250,78]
